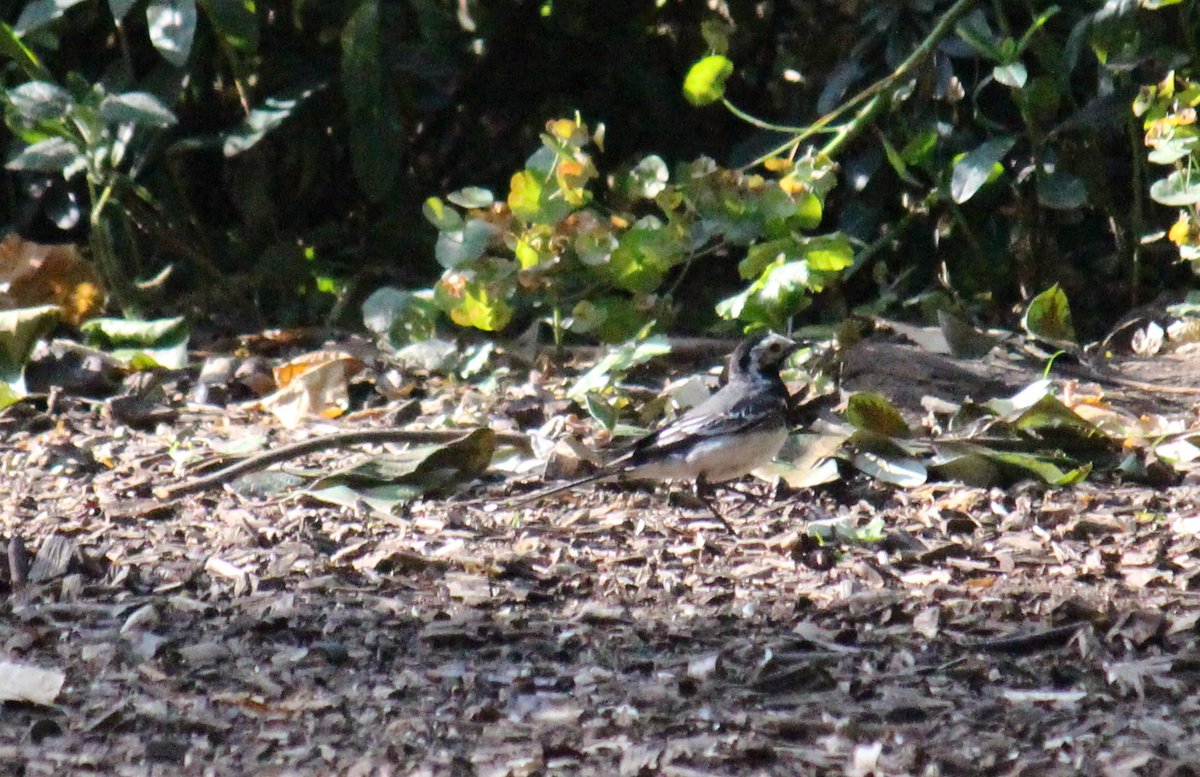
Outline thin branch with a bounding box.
[156,428,531,500]
[820,0,979,158]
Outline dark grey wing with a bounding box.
[622,379,787,466]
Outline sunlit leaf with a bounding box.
[626,155,669,199]
[80,316,189,369]
[435,219,496,268]
[15,0,87,33]
[362,286,440,346]
[0,305,60,400]
[444,277,512,332]
[1150,171,1200,207]
[1022,283,1076,343]
[950,136,1014,203]
[99,92,178,128]
[585,392,617,432]
[6,81,72,121]
[569,334,670,400]
[5,137,82,173]
[987,451,1092,486]
[853,451,927,487]
[683,55,734,106]
[422,197,463,232]
[845,392,912,438]
[221,85,322,156]
[993,62,1028,88]
[1014,395,1110,451]
[0,23,51,81]
[311,428,497,505]
[147,0,198,67]
[447,187,494,209]
[802,234,854,271]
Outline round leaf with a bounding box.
[683,55,734,106]
[1150,171,1200,207]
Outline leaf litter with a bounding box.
[3,328,1200,774]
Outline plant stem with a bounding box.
[818,0,979,159]
[1128,111,1144,307]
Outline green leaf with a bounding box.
[221,85,322,156]
[1147,136,1197,165]
[82,316,187,347]
[341,0,403,202]
[584,392,618,432]
[80,316,190,369]
[853,451,927,487]
[0,23,52,81]
[986,451,1091,486]
[311,428,496,504]
[1149,171,1200,207]
[569,335,671,400]
[955,10,1003,61]
[880,131,920,186]
[683,55,734,106]
[602,219,681,294]
[362,286,440,346]
[508,170,544,221]
[950,136,1014,203]
[845,392,911,438]
[6,81,72,122]
[569,296,649,343]
[717,257,814,329]
[422,197,463,232]
[802,234,854,272]
[1022,284,1076,344]
[1013,394,1109,452]
[627,155,669,199]
[199,0,258,52]
[738,237,798,280]
[446,187,494,209]
[5,137,82,173]
[794,192,822,229]
[435,219,496,268]
[1037,170,1087,210]
[993,62,1027,88]
[0,305,60,398]
[442,277,512,332]
[15,0,87,33]
[99,92,178,127]
[147,0,198,67]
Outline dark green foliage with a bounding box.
[0,0,1195,337]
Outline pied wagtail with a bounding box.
[514,332,799,527]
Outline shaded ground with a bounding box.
[3,338,1200,776]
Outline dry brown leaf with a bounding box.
[0,234,104,324]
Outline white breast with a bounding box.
[629,426,789,483]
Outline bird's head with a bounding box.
[731,332,799,378]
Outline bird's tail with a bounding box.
[507,470,617,507]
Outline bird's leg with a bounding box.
[717,479,768,505]
[695,475,737,535]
